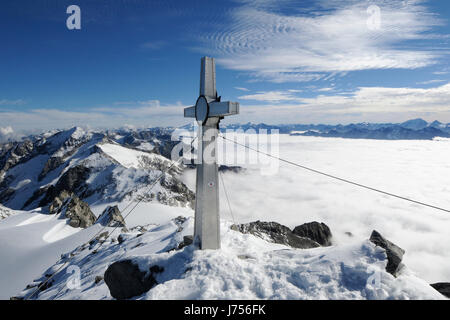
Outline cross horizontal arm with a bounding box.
[184,106,195,118]
[209,101,239,117]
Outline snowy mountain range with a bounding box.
[220,118,450,140]
[0,126,193,211]
[0,126,449,300]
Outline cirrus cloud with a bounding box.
[201,0,445,83]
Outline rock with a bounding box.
[38,156,65,181]
[95,276,104,284]
[96,205,127,229]
[345,232,353,237]
[104,259,164,300]
[118,234,127,244]
[219,165,244,173]
[49,190,96,228]
[38,165,91,207]
[178,235,194,249]
[49,190,72,213]
[89,231,109,246]
[430,283,450,298]
[173,216,187,232]
[369,230,405,277]
[231,221,320,249]
[183,235,193,246]
[292,221,332,246]
[0,204,14,220]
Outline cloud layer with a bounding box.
[183,134,450,283]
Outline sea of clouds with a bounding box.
[183,134,450,283]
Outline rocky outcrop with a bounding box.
[49,190,96,228]
[160,176,195,208]
[38,156,65,181]
[293,222,332,246]
[0,204,14,220]
[430,283,450,298]
[38,165,91,207]
[231,221,320,249]
[104,259,164,299]
[369,230,405,277]
[96,205,126,229]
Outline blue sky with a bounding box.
[0,0,450,134]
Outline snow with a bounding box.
[16,218,444,300]
[98,143,160,169]
[0,209,105,299]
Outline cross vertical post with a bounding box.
[184,57,239,250]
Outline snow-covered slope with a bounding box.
[15,218,444,300]
[0,203,193,300]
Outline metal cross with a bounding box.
[184,57,239,249]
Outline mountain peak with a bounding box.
[400,118,428,130]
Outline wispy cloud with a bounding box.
[0,101,188,132]
[235,83,450,123]
[0,99,26,106]
[201,0,445,83]
[417,79,446,85]
[234,87,250,91]
[2,83,450,132]
[239,90,302,102]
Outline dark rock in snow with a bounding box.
[96,205,127,229]
[345,232,354,237]
[38,156,65,181]
[38,165,91,207]
[104,259,164,299]
[430,283,450,298]
[89,231,109,246]
[369,230,405,277]
[178,235,194,250]
[293,221,332,246]
[49,190,96,228]
[95,276,104,284]
[231,221,320,249]
[219,165,244,173]
[118,234,127,244]
[173,215,187,231]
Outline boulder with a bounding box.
[104,259,164,300]
[96,205,126,229]
[369,230,405,277]
[231,221,320,249]
[178,235,194,250]
[49,190,96,228]
[292,221,332,246]
[430,283,450,298]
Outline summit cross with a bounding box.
[184,56,239,250]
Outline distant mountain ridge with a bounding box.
[222,118,450,140]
